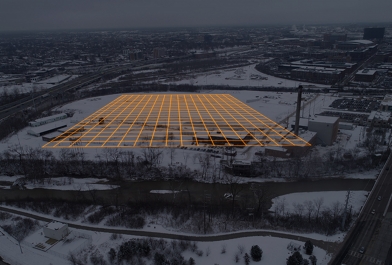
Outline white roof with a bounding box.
[310,116,339,124]
[28,123,67,134]
[368,111,391,121]
[265,146,287,152]
[356,69,377,75]
[233,160,251,165]
[298,130,317,142]
[347,39,373,45]
[32,113,67,124]
[45,221,66,230]
[289,117,309,127]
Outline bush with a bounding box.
[287,251,303,265]
[250,245,262,261]
[188,257,195,265]
[108,248,116,263]
[221,244,226,254]
[235,253,240,263]
[309,255,317,265]
[195,250,203,257]
[154,253,166,265]
[244,253,250,265]
[304,240,314,255]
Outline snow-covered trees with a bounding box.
[309,255,317,265]
[244,253,250,265]
[250,245,263,261]
[304,240,314,255]
[286,251,303,265]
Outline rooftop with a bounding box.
[43,94,310,148]
[45,221,66,230]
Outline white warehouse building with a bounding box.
[43,221,68,240]
[29,113,68,127]
[308,116,339,146]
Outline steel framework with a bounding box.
[43,94,310,148]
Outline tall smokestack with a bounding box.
[294,85,303,136]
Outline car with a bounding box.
[371,209,376,215]
[359,246,365,254]
[378,196,382,201]
[224,193,233,199]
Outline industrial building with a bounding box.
[355,69,377,82]
[43,221,68,240]
[290,67,345,84]
[367,111,391,128]
[231,160,252,175]
[27,124,67,137]
[308,116,339,146]
[29,113,68,127]
[379,94,392,112]
[363,27,385,41]
[43,94,310,149]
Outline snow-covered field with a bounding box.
[0,75,78,94]
[0,176,117,191]
[270,190,369,214]
[0,90,338,163]
[0,226,331,265]
[164,63,329,89]
[0,87,380,264]
[183,236,330,265]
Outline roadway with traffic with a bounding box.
[332,154,392,265]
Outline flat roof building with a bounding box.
[43,221,68,240]
[308,116,339,146]
[43,94,310,149]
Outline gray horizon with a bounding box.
[1,0,391,31]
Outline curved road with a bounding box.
[0,206,338,254]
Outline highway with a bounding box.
[332,154,392,265]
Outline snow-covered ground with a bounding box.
[0,176,117,191]
[163,63,329,89]
[183,236,330,265]
[0,89,382,176]
[0,75,79,95]
[0,223,331,265]
[270,190,369,214]
[0,90,338,164]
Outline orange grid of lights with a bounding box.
[42,94,311,148]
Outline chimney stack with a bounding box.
[294,85,303,136]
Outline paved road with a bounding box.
[0,206,338,254]
[332,154,392,265]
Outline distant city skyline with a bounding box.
[0,0,391,32]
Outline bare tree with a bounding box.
[250,183,273,219]
[198,153,211,180]
[303,200,315,223]
[224,173,244,218]
[141,147,163,170]
[313,197,324,222]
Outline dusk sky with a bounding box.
[1,0,391,31]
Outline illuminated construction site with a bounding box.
[43,94,311,148]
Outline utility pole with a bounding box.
[341,190,351,230]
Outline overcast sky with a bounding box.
[0,0,391,31]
